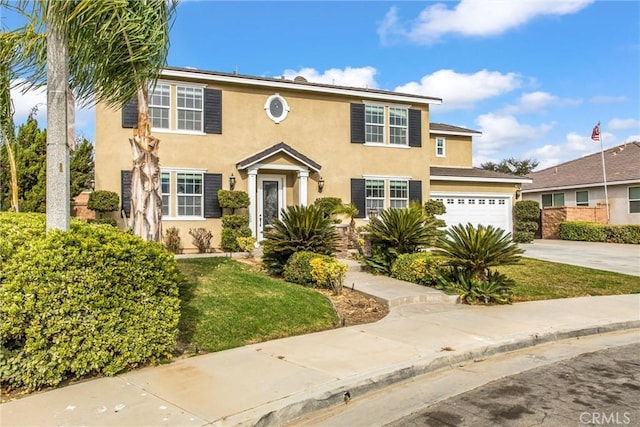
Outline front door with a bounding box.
[257,175,286,241]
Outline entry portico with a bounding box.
[236,142,322,240]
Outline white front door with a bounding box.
[257,175,286,241]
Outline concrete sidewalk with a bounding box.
[1,263,639,427]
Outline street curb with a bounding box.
[214,321,640,427]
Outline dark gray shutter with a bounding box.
[350,103,365,143]
[121,98,138,128]
[204,173,223,218]
[408,109,422,147]
[204,89,222,134]
[121,170,132,217]
[409,180,422,204]
[351,178,366,218]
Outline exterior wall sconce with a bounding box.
[318,176,325,193]
[229,173,236,190]
[515,184,522,199]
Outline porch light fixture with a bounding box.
[229,173,236,190]
[515,184,522,199]
[318,176,325,193]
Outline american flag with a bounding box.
[591,122,600,141]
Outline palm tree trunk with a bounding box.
[45,6,70,231]
[129,85,162,242]
[0,60,20,212]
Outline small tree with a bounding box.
[424,199,446,228]
[218,190,251,251]
[481,158,539,176]
[513,200,540,243]
[87,190,119,224]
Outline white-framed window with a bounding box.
[365,105,384,143]
[468,199,475,204]
[542,192,565,207]
[435,137,446,157]
[149,83,170,129]
[365,179,385,216]
[446,198,454,205]
[498,199,505,205]
[177,86,203,131]
[576,190,589,207]
[479,199,486,205]
[629,186,640,213]
[489,199,496,205]
[389,107,408,145]
[177,172,203,217]
[161,172,170,216]
[389,180,408,209]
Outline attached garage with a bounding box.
[429,167,533,233]
[430,193,513,232]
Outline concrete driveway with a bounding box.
[520,239,640,276]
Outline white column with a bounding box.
[298,170,309,206]
[248,169,258,237]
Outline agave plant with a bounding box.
[261,205,339,275]
[433,223,523,280]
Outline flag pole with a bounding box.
[597,122,610,222]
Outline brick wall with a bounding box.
[541,204,607,239]
[71,191,95,220]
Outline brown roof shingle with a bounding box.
[523,142,640,191]
[430,123,481,135]
[431,167,531,182]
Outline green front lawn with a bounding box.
[498,258,640,302]
[176,257,339,354]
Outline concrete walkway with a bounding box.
[2,262,639,427]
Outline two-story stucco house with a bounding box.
[94,66,529,251]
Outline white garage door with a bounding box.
[431,194,512,232]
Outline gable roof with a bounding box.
[522,142,640,192]
[430,123,482,136]
[236,142,322,172]
[162,66,442,106]
[431,167,531,184]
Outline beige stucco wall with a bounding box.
[95,76,434,251]
[429,133,473,167]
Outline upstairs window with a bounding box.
[576,191,589,207]
[149,84,170,129]
[365,105,384,143]
[177,86,203,131]
[389,107,408,145]
[435,137,446,157]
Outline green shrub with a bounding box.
[236,236,257,253]
[283,251,318,285]
[363,206,439,275]
[310,256,347,295]
[87,218,117,227]
[391,252,445,286]
[221,226,251,252]
[164,227,182,254]
[424,199,447,228]
[87,190,119,213]
[558,221,606,242]
[559,222,640,244]
[189,228,213,253]
[221,214,250,229]
[0,212,47,266]
[217,190,250,210]
[513,231,535,243]
[0,218,180,391]
[262,205,339,275]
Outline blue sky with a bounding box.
[7,1,640,170]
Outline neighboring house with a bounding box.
[522,142,640,225]
[94,66,529,251]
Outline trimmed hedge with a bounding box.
[0,212,180,391]
[558,221,640,244]
[513,200,539,243]
[283,250,347,293]
[390,252,446,286]
[87,190,119,213]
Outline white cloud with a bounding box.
[395,69,522,111]
[523,131,617,170]
[472,113,554,165]
[589,95,627,104]
[607,118,640,131]
[281,66,378,89]
[10,79,47,123]
[625,135,640,143]
[379,0,593,44]
[500,91,581,114]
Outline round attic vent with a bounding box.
[293,76,308,83]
